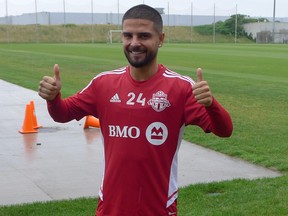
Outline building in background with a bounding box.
[244,22,288,43]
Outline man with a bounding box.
[38,4,233,216]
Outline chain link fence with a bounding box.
[0,0,286,43]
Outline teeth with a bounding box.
[131,51,143,54]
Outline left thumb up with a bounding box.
[196,68,203,83]
[193,68,213,107]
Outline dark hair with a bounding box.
[122,4,163,33]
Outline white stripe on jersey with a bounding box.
[163,69,196,86]
[80,67,126,94]
[167,124,185,207]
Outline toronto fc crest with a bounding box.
[148,91,171,112]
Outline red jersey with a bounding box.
[47,64,233,215]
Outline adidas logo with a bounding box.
[110,93,121,103]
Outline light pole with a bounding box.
[5,0,9,43]
[35,0,39,43]
[91,0,94,43]
[117,0,120,29]
[272,0,276,43]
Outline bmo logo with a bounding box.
[108,122,168,145]
[108,125,140,139]
[146,122,168,146]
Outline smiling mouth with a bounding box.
[130,50,145,55]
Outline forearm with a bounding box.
[205,98,233,137]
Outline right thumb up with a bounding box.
[38,64,62,101]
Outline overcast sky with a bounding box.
[0,0,287,18]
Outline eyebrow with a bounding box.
[122,31,152,35]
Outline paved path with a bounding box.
[0,79,281,206]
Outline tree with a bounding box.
[194,14,269,39]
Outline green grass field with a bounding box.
[0,43,288,215]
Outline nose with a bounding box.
[130,35,141,47]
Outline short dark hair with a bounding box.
[122,4,163,33]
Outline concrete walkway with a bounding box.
[0,79,281,206]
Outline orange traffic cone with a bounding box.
[30,100,42,129]
[83,115,100,129]
[19,104,38,134]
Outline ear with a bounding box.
[159,32,165,47]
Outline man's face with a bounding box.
[122,19,164,68]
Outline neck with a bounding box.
[130,62,159,82]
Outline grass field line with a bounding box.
[164,47,288,59]
[170,65,288,84]
[0,49,115,62]
[208,70,288,84]
[0,48,124,66]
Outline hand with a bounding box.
[38,64,62,101]
[192,68,213,107]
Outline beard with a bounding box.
[124,47,158,68]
